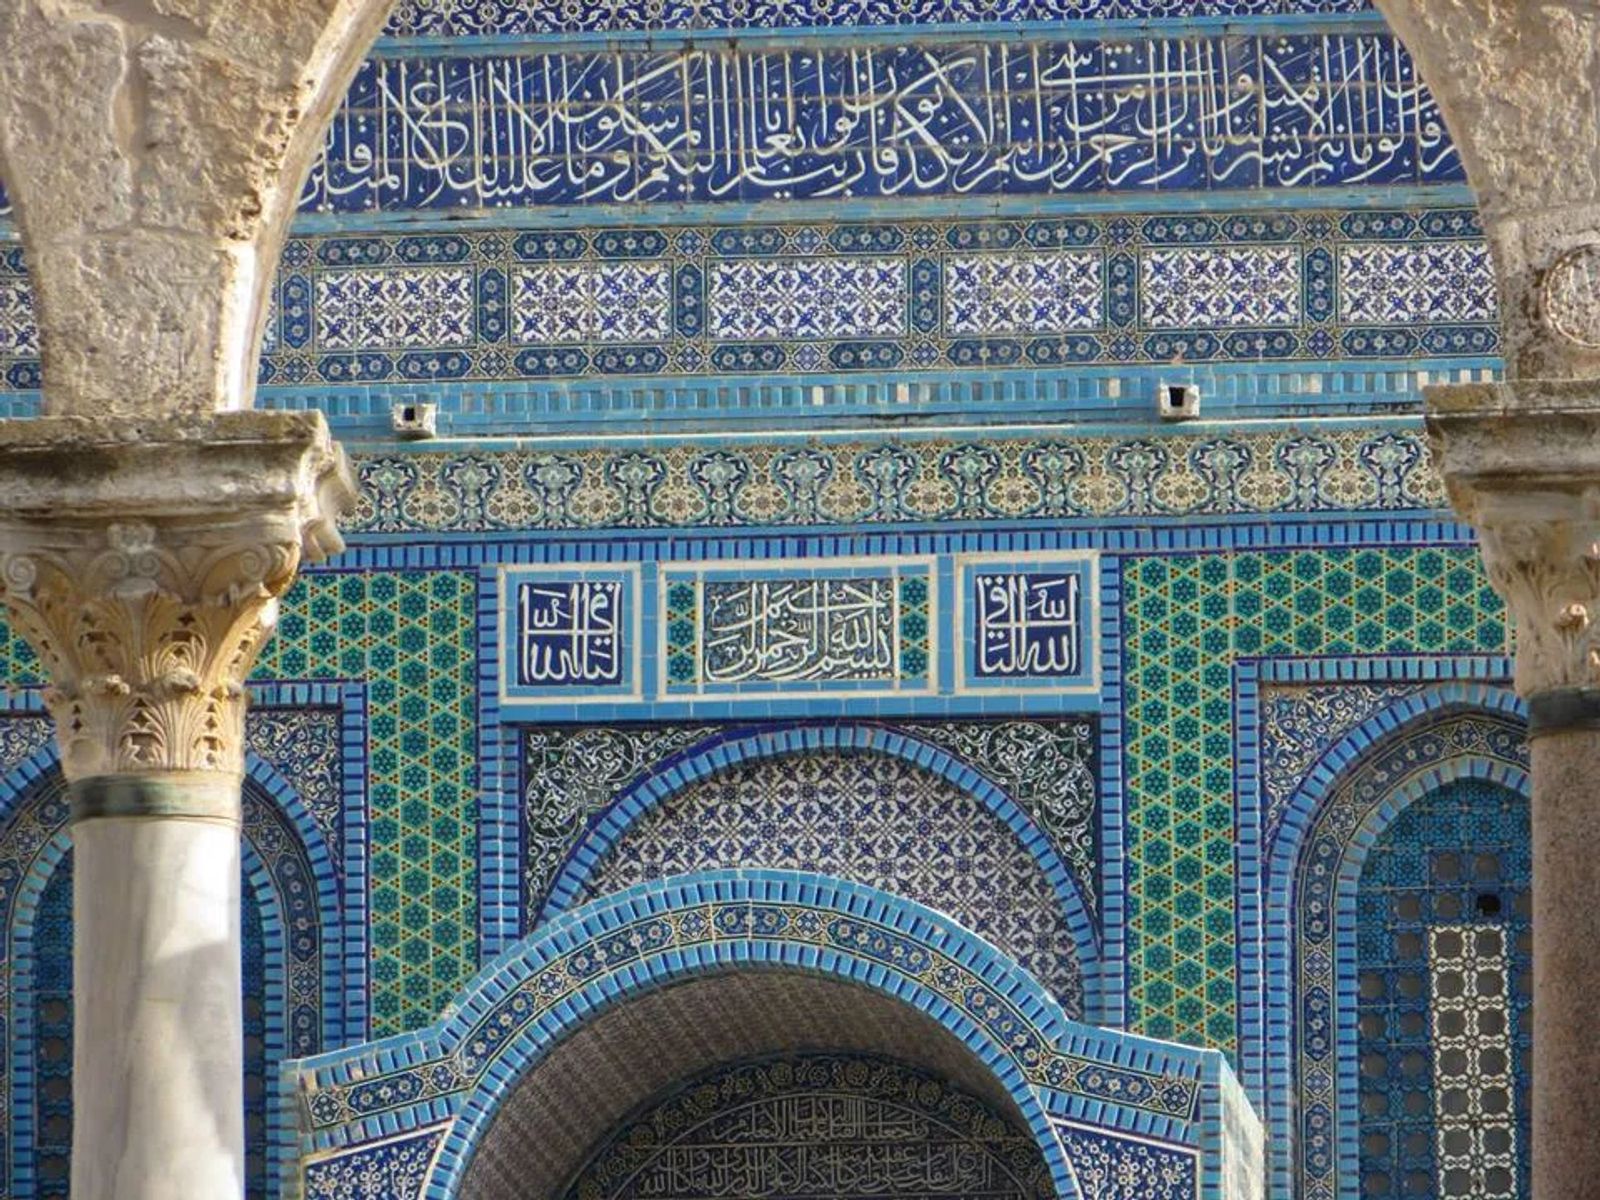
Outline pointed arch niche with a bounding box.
[1261,688,1529,1200]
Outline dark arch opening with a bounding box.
[460,971,1054,1200]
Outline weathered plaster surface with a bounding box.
[0,1,395,417]
[1376,2,1600,379]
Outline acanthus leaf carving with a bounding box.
[1427,381,1600,699]
[0,518,302,780]
[1474,496,1600,696]
[0,413,354,783]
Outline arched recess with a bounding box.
[0,743,344,1196]
[1260,686,1528,1200]
[535,723,1104,1023]
[292,873,1234,1200]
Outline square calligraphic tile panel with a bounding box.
[497,566,643,705]
[956,552,1100,695]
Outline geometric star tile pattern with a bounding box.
[946,252,1102,335]
[1121,547,1507,1050]
[709,259,907,339]
[252,569,477,1035]
[316,269,476,351]
[514,264,672,344]
[576,751,1089,1016]
[0,278,36,357]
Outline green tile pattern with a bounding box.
[253,569,478,1035]
[0,618,39,686]
[1122,547,1507,1051]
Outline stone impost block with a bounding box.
[1427,379,1600,708]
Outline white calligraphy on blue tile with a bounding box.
[704,579,896,683]
[976,573,1082,678]
[517,581,622,685]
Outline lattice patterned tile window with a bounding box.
[1355,781,1531,1200]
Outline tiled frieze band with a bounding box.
[381,0,1372,38]
[341,423,1446,536]
[0,210,1493,398]
[299,33,1457,215]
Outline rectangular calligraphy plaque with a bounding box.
[517,581,622,687]
[661,558,936,699]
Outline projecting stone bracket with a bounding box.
[1428,380,1600,714]
[0,411,354,785]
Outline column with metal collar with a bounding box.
[0,412,353,1200]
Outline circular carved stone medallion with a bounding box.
[1543,243,1600,348]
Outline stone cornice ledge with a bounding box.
[0,412,356,781]
[1428,380,1600,714]
[0,412,354,561]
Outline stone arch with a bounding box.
[291,872,1228,1200]
[0,743,343,1195]
[537,723,1104,1022]
[1260,687,1528,1200]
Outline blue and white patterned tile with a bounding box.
[1143,247,1300,328]
[1053,1124,1199,1200]
[316,268,474,350]
[513,263,671,343]
[0,211,1502,395]
[1340,243,1498,325]
[946,252,1102,335]
[709,258,906,340]
[384,0,1372,37]
[0,277,38,358]
[574,749,1090,1015]
[303,1127,444,1200]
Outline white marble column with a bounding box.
[72,797,244,1198]
[1428,380,1600,1200]
[0,413,353,1200]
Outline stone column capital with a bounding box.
[0,412,353,787]
[1428,380,1600,713]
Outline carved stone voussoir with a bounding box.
[0,412,355,781]
[1428,381,1600,697]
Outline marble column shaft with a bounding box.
[71,783,244,1199]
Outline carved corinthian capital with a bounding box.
[1428,381,1600,701]
[0,412,354,781]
